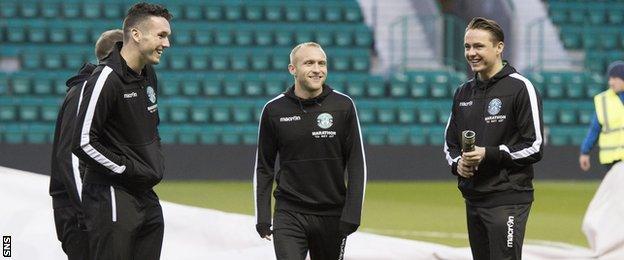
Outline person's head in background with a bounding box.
[121,2,172,72]
[95,29,123,62]
[464,17,505,81]
[288,42,328,99]
[607,61,624,93]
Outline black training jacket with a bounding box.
[444,64,544,207]
[72,42,164,192]
[49,63,95,209]
[254,85,367,227]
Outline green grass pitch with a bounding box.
[155,180,599,247]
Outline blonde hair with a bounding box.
[95,29,123,61]
[289,42,326,65]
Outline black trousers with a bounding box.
[53,204,88,260]
[82,183,164,260]
[273,209,346,260]
[466,203,532,260]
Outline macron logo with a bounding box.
[124,92,138,99]
[507,216,515,248]
[280,116,301,122]
[459,101,473,107]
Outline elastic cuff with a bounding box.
[483,146,500,166]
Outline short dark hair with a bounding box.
[95,29,123,61]
[466,17,504,44]
[123,2,172,41]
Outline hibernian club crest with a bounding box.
[487,98,502,115]
[146,86,156,104]
[317,113,333,129]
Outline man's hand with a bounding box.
[462,146,486,167]
[338,221,359,237]
[579,154,591,171]
[457,158,474,178]
[256,223,272,241]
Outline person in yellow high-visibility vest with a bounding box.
[579,61,624,172]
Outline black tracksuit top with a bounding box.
[444,64,544,207]
[49,63,96,209]
[254,85,367,226]
[72,42,164,192]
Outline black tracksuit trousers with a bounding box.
[273,209,346,260]
[466,203,532,260]
[53,199,89,260]
[82,183,164,260]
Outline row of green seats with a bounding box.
[560,26,624,50]
[584,51,624,73]
[387,71,466,99]
[0,97,61,122]
[362,125,447,146]
[528,72,606,99]
[3,19,372,48]
[547,126,588,146]
[0,123,55,144]
[543,101,594,125]
[0,0,363,23]
[8,44,371,72]
[549,2,624,25]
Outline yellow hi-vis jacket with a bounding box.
[595,88,624,164]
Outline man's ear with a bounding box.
[496,41,504,56]
[131,27,142,43]
[288,64,296,76]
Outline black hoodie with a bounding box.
[444,64,544,207]
[72,42,164,192]
[254,85,367,227]
[49,63,96,209]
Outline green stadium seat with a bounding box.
[82,2,101,19]
[7,25,26,43]
[225,4,243,21]
[599,31,618,50]
[285,6,303,22]
[607,7,624,24]
[409,127,427,145]
[215,30,233,45]
[49,27,67,43]
[418,107,437,124]
[190,54,209,70]
[578,102,595,125]
[20,2,38,18]
[354,27,372,47]
[103,3,121,19]
[43,53,63,70]
[190,103,210,123]
[33,78,53,95]
[265,4,283,21]
[427,126,446,145]
[195,30,212,45]
[244,78,264,96]
[364,127,387,145]
[549,4,567,24]
[233,106,253,123]
[54,78,67,95]
[65,53,86,70]
[19,99,39,121]
[11,76,31,95]
[221,126,242,145]
[324,5,342,22]
[543,103,557,125]
[397,106,416,124]
[358,106,375,124]
[332,55,350,71]
[164,4,182,20]
[548,127,569,146]
[255,29,273,46]
[583,32,599,49]
[315,31,333,47]
[251,55,270,71]
[173,29,193,45]
[0,99,17,121]
[304,4,322,22]
[170,56,188,70]
[160,78,179,96]
[275,31,292,46]
[295,30,314,44]
[185,5,203,20]
[235,30,253,46]
[560,28,581,49]
[367,76,386,98]
[21,52,41,70]
[198,127,218,144]
[335,32,352,46]
[179,125,200,144]
[211,106,231,123]
[568,7,586,24]
[0,2,17,18]
[211,54,229,70]
[41,100,60,122]
[588,5,606,25]
[181,79,201,96]
[158,125,176,144]
[390,78,408,97]
[352,55,370,71]
[410,74,428,98]
[430,73,450,98]
[68,25,89,44]
[271,54,289,71]
[244,5,263,21]
[203,76,222,96]
[344,6,363,22]
[265,78,286,96]
[438,107,451,124]
[387,127,409,145]
[62,3,81,18]
[569,127,587,146]
[4,124,26,143]
[586,74,605,97]
[205,4,222,21]
[558,105,577,124]
[223,77,243,96]
[169,99,191,123]
[230,53,250,71]
[28,27,47,43]
[241,125,258,145]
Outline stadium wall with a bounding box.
[0,144,602,180]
